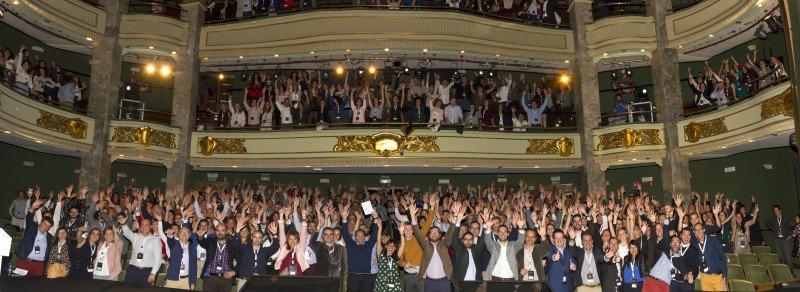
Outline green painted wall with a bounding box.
[121,62,175,114]
[605,163,664,197]
[110,161,167,194]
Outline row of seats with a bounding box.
[728,252,783,266]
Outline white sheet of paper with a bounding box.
[361,201,374,216]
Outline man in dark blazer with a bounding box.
[545,230,576,292]
[197,223,238,292]
[309,227,347,278]
[162,225,198,290]
[15,199,53,277]
[515,228,550,282]
[409,201,456,292]
[766,205,793,268]
[232,229,280,290]
[451,213,486,292]
[666,234,700,292]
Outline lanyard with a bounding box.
[698,237,707,255]
[254,248,259,262]
[57,242,65,253]
[630,261,636,279]
[680,245,688,256]
[90,245,96,257]
[217,242,226,260]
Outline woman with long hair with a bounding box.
[375,221,404,292]
[46,227,71,278]
[93,226,123,280]
[730,204,760,254]
[274,208,308,276]
[622,241,647,292]
[69,227,100,279]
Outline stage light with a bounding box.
[766,15,783,33]
[321,71,330,81]
[368,63,376,74]
[478,70,484,76]
[392,59,403,74]
[402,66,410,74]
[559,73,571,84]
[218,73,225,80]
[625,69,633,77]
[145,64,156,74]
[335,63,344,75]
[356,66,365,77]
[159,65,171,76]
[611,71,618,81]
[755,24,768,40]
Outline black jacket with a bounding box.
[309,240,347,277]
[231,235,280,278]
[198,235,238,281]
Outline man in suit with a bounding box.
[545,229,576,292]
[309,227,347,278]
[570,231,604,292]
[451,208,485,292]
[484,212,526,281]
[15,199,53,276]
[409,199,456,292]
[666,234,699,292]
[598,237,622,292]
[692,223,727,291]
[516,227,550,282]
[197,223,238,292]
[162,225,198,290]
[232,229,280,291]
[766,205,793,267]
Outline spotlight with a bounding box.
[488,70,496,78]
[392,59,403,68]
[755,24,768,40]
[356,66,365,77]
[335,63,344,75]
[368,63,376,74]
[159,65,171,76]
[559,73,570,84]
[611,71,618,81]
[218,73,225,80]
[766,15,783,32]
[240,73,250,81]
[402,66,410,74]
[321,71,331,81]
[145,64,156,74]
[625,69,633,77]
[637,87,649,101]
[478,70,484,76]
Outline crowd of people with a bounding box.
[201,70,574,131]
[1,45,88,111]
[201,0,561,25]
[686,49,788,111]
[6,179,800,291]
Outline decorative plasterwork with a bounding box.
[333,132,439,157]
[684,118,728,143]
[198,136,248,156]
[759,88,794,120]
[596,128,662,151]
[112,126,177,149]
[526,137,574,157]
[35,110,88,139]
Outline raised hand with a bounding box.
[66,185,74,197]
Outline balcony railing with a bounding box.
[195,117,577,132]
[127,1,183,20]
[599,110,659,127]
[203,0,571,28]
[682,76,791,118]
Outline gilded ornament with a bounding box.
[333,132,439,157]
[525,137,573,157]
[683,118,727,143]
[760,88,794,120]
[111,126,177,149]
[35,111,87,139]
[596,128,662,150]
[197,136,247,156]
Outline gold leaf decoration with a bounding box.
[526,137,574,157]
[333,132,439,157]
[35,111,87,139]
[197,136,247,156]
[760,88,794,120]
[111,126,176,149]
[684,118,727,143]
[596,128,662,151]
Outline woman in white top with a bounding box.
[227,98,246,127]
[32,68,55,100]
[14,45,33,95]
[93,226,123,281]
[276,97,294,126]
[427,96,443,130]
[350,95,367,124]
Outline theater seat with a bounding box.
[726,253,738,265]
[157,273,166,287]
[727,279,756,291]
[744,265,773,291]
[728,264,746,280]
[758,253,780,266]
[739,253,759,266]
[767,264,797,285]
[752,246,771,255]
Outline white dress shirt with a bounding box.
[465,249,477,281]
[122,225,163,274]
[491,241,514,278]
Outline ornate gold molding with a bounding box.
[759,88,794,120]
[684,118,728,143]
[35,110,87,139]
[596,128,662,151]
[333,132,439,157]
[526,137,574,157]
[198,136,248,156]
[112,126,177,149]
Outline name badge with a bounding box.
[587,272,594,283]
[779,234,784,238]
[200,252,206,260]
[87,262,94,273]
[137,253,144,262]
[528,275,534,280]
[288,265,297,276]
[562,275,567,283]
[632,283,638,289]
[35,246,41,254]
[96,262,103,271]
[180,264,185,271]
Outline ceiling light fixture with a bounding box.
[159,65,171,76]
[145,63,156,74]
[149,46,154,50]
[85,37,93,41]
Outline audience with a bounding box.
[8,178,799,291]
[1,45,88,112]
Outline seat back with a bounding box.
[739,253,760,266]
[156,273,167,287]
[728,264,746,280]
[758,253,780,266]
[767,264,796,285]
[752,246,771,255]
[727,279,756,291]
[744,264,772,285]
[726,253,739,265]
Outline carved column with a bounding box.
[649,0,691,199]
[79,0,128,192]
[165,2,204,197]
[570,0,606,194]
[779,0,800,161]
